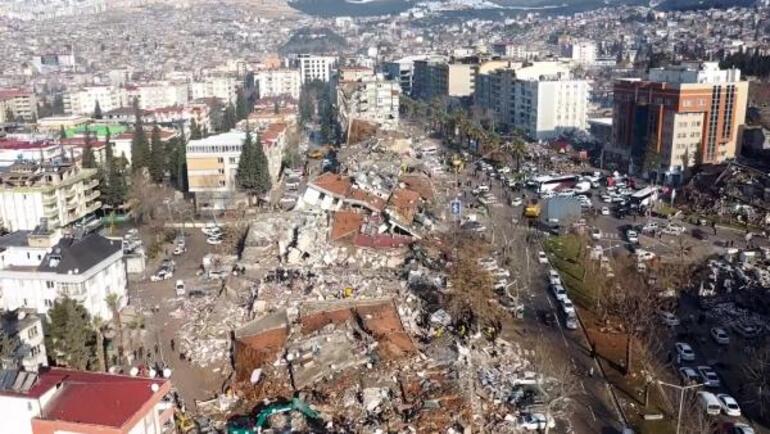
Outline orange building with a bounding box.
[610,62,748,183]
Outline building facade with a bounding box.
[611,62,748,181]
[0,310,47,371]
[254,69,301,99]
[337,73,400,133]
[0,162,101,232]
[0,90,38,122]
[0,231,127,321]
[298,54,337,83]
[475,62,590,140]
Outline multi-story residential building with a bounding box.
[0,137,62,167]
[64,86,126,116]
[383,56,423,96]
[411,56,480,101]
[337,72,400,133]
[187,127,284,210]
[36,115,90,134]
[491,43,540,60]
[126,81,189,110]
[297,54,337,83]
[475,61,590,140]
[190,75,239,104]
[338,67,373,83]
[561,40,597,65]
[611,62,748,182]
[0,309,47,371]
[146,103,212,132]
[0,229,127,321]
[0,162,101,231]
[0,367,173,434]
[0,89,38,122]
[254,69,301,99]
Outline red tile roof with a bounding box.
[37,368,168,428]
[310,173,352,198]
[0,139,56,150]
[347,188,386,212]
[0,89,32,100]
[330,210,364,241]
[387,188,421,225]
[399,175,434,201]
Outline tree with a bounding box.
[189,118,202,140]
[92,316,107,372]
[740,344,770,419]
[130,100,150,170]
[236,130,272,202]
[101,130,128,208]
[52,94,65,115]
[252,134,272,196]
[0,330,20,368]
[45,298,97,370]
[93,100,103,120]
[59,125,67,141]
[81,130,96,169]
[235,88,250,121]
[176,124,188,193]
[104,293,124,366]
[4,107,14,122]
[148,125,165,183]
[299,86,314,126]
[273,100,280,115]
[222,103,237,132]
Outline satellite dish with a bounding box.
[129,367,139,376]
[151,383,160,393]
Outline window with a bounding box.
[23,298,27,306]
[28,326,38,339]
[44,299,53,307]
[46,281,54,289]
[218,169,225,175]
[217,158,224,163]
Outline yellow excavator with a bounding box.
[524,199,541,218]
[450,153,464,172]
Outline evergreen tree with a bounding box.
[299,86,313,126]
[252,134,272,196]
[176,125,188,193]
[102,129,125,208]
[59,125,67,141]
[190,118,202,140]
[130,100,150,170]
[273,100,280,114]
[3,107,14,122]
[93,100,103,120]
[235,88,250,120]
[148,125,165,183]
[52,94,65,115]
[45,298,97,370]
[236,129,256,190]
[222,103,237,132]
[81,130,96,169]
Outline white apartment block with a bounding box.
[0,230,127,322]
[64,86,126,115]
[190,75,239,104]
[0,162,101,232]
[127,81,190,110]
[337,73,400,132]
[1,310,47,371]
[298,54,337,83]
[254,69,301,99]
[475,62,590,141]
[0,90,37,121]
[562,40,597,66]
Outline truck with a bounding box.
[227,397,321,434]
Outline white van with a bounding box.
[697,391,721,416]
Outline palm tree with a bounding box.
[105,293,124,364]
[509,136,527,172]
[92,316,106,372]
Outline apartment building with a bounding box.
[411,56,481,101]
[64,86,126,115]
[187,127,285,210]
[0,162,101,231]
[611,62,748,182]
[254,69,301,99]
[337,72,400,133]
[475,61,590,140]
[561,40,597,65]
[190,75,239,104]
[0,309,47,371]
[126,81,189,110]
[0,368,173,434]
[297,54,337,83]
[0,229,127,321]
[0,90,38,122]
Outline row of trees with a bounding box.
[720,50,770,78]
[235,129,271,201]
[298,80,340,144]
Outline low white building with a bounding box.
[0,230,127,322]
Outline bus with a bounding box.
[534,175,580,193]
[630,186,659,209]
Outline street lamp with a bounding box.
[657,380,704,434]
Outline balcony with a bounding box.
[85,179,99,190]
[87,190,101,201]
[43,206,58,218]
[42,194,56,205]
[64,188,77,199]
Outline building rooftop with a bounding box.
[37,234,122,275]
[187,130,246,150]
[309,173,352,198]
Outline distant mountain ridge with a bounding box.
[656,0,756,10]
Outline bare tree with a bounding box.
[530,342,581,434]
[741,343,770,419]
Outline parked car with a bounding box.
[717,394,741,417]
[662,224,686,236]
[175,280,186,296]
[711,327,730,345]
[565,314,578,330]
[697,366,721,387]
[560,298,575,315]
[551,284,567,302]
[537,251,549,264]
[698,391,722,416]
[511,197,523,207]
[731,423,756,434]
[679,366,701,384]
[206,236,223,245]
[173,244,187,255]
[601,206,610,216]
[541,311,557,327]
[151,267,173,282]
[590,228,602,240]
[636,249,656,262]
[626,230,639,243]
[201,223,221,237]
[660,311,680,327]
[675,342,696,362]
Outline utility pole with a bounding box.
[658,380,703,434]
